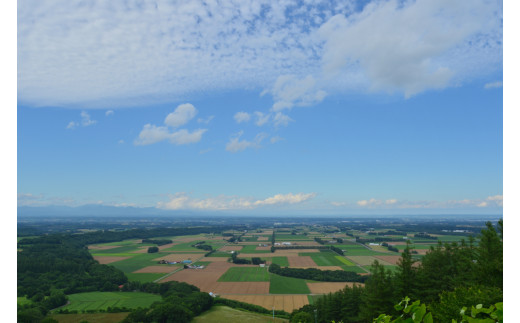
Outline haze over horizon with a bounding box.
[18,0,503,216]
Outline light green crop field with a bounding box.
[269,256,289,267]
[192,305,288,323]
[218,267,270,282]
[57,292,161,312]
[334,256,355,266]
[269,274,310,294]
[298,252,346,267]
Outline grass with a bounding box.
[126,272,167,283]
[51,312,130,323]
[207,251,233,257]
[192,305,288,323]
[269,256,289,267]
[298,252,346,267]
[161,241,206,252]
[269,274,310,294]
[334,256,355,266]
[57,292,161,312]
[106,252,169,273]
[218,267,270,282]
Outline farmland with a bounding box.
[18,215,496,322]
[57,292,161,312]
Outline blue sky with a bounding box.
[16,0,504,215]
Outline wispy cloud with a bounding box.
[225,131,267,153]
[234,112,251,123]
[18,0,501,108]
[105,110,114,116]
[484,81,502,89]
[354,196,503,209]
[157,192,316,210]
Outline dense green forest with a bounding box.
[290,220,503,322]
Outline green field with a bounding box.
[299,251,347,267]
[362,265,399,273]
[57,292,161,312]
[269,274,310,294]
[275,234,312,241]
[334,256,355,266]
[51,312,130,323]
[192,305,288,323]
[126,272,167,283]
[269,256,289,267]
[104,252,170,273]
[218,267,270,282]
[206,251,233,257]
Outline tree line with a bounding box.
[290,220,503,322]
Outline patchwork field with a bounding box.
[287,256,316,267]
[222,295,309,313]
[132,265,179,273]
[269,274,310,294]
[153,253,205,262]
[346,256,393,266]
[58,292,161,312]
[218,267,270,282]
[192,306,288,323]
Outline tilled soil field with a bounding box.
[221,294,309,313]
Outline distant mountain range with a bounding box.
[17,204,194,217]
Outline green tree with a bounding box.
[475,221,503,288]
[360,260,395,321]
[394,240,417,300]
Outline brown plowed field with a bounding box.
[373,255,401,265]
[161,262,269,294]
[154,253,205,262]
[93,256,131,264]
[131,247,149,254]
[221,295,308,313]
[160,261,232,288]
[200,257,230,262]
[88,245,121,250]
[307,282,364,294]
[220,245,243,251]
[133,266,177,273]
[287,256,316,267]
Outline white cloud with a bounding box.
[385,199,397,205]
[486,195,503,206]
[254,111,270,126]
[134,124,206,146]
[331,201,347,207]
[225,131,266,153]
[105,110,114,116]
[80,111,97,126]
[197,116,214,124]
[157,192,316,210]
[484,81,503,89]
[234,112,251,123]
[477,202,488,207]
[164,103,197,127]
[317,0,502,97]
[135,103,206,145]
[18,1,501,108]
[66,121,78,129]
[270,136,284,144]
[265,74,327,112]
[272,112,293,127]
[118,139,125,144]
